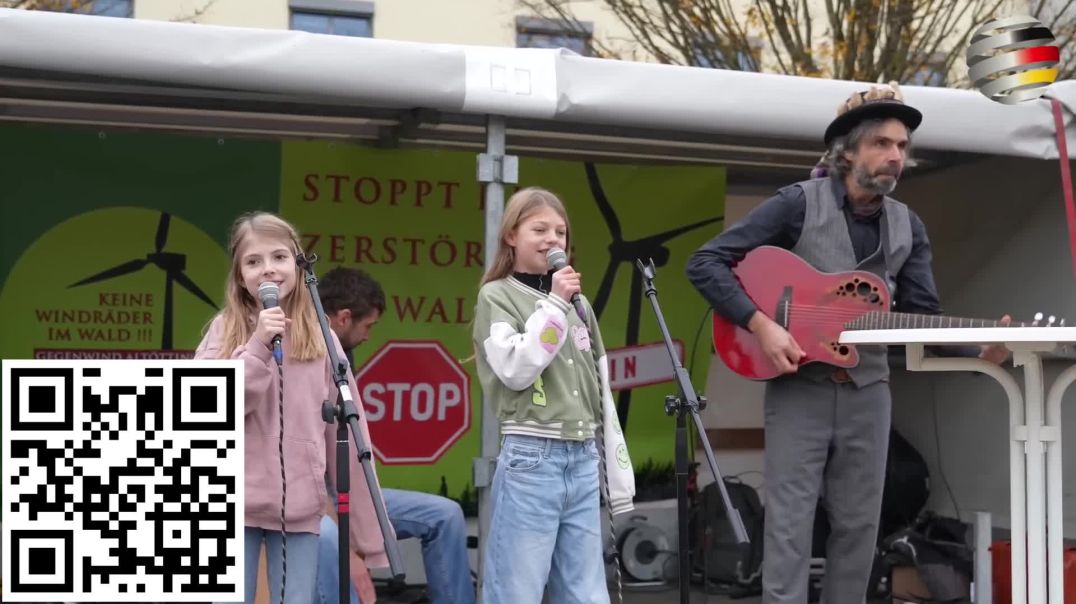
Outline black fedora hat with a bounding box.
[824,81,922,146]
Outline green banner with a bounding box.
[0,125,279,357]
[280,141,725,498]
[0,124,725,506]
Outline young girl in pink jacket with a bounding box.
[196,211,392,604]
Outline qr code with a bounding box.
[1,360,244,602]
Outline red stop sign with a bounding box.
[355,340,471,465]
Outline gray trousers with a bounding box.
[762,375,891,604]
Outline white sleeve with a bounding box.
[483,295,571,391]
[598,353,636,514]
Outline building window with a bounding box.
[35,0,132,17]
[289,0,373,37]
[86,0,130,16]
[516,16,593,56]
[908,53,948,87]
[691,34,761,71]
[693,48,758,71]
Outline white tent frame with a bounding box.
[4,8,1076,598]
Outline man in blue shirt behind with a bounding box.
[315,267,475,604]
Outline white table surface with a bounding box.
[839,326,1076,345]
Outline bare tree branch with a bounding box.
[1,0,218,23]
[1,1,91,9]
[522,0,1054,85]
[170,1,217,23]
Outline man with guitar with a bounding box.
[686,82,1010,603]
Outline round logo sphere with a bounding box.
[967,15,1059,105]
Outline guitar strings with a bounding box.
[784,304,1018,327]
[787,309,1011,327]
[786,303,1005,322]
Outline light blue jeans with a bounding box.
[218,527,319,604]
[482,434,609,604]
[316,488,476,604]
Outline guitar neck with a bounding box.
[845,312,1027,330]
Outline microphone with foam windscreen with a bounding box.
[258,281,284,366]
[546,248,587,322]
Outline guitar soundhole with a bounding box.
[836,279,886,306]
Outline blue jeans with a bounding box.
[219,527,319,604]
[482,435,608,604]
[316,488,475,604]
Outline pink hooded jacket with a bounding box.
[195,315,394,568]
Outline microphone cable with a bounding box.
[258,281,289,602]
[583,320,623,604]
[276,360,287,604]
[594,388,624,604]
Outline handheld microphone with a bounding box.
[258,281,284,366]
[546,248,587,322]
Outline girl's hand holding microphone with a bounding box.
[254,307,289,348]
[551,266,581,304]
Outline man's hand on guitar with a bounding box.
[979,314,1013,365]
[749,311,806,374]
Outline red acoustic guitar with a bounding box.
[712,246,1051,380]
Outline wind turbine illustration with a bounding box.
[68,212,219,349]
[582,163,723,430]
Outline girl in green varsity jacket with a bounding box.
[473,187,635,604]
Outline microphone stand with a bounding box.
[297,252,405,602]
[635,258,748,603]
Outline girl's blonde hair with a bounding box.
[210,212,325,361]
[480,187,571,285]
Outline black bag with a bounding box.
[693,477,764,586]
[882,514,973,603]
[880,429,931,539]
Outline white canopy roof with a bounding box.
[0,7,1073,175]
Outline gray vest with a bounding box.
[787,178,913,386]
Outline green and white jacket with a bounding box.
[473,273,636,515]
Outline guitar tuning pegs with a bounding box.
[1048,315,1057,326]
[1061,318,1067,327]
[1033,312,1044,326]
